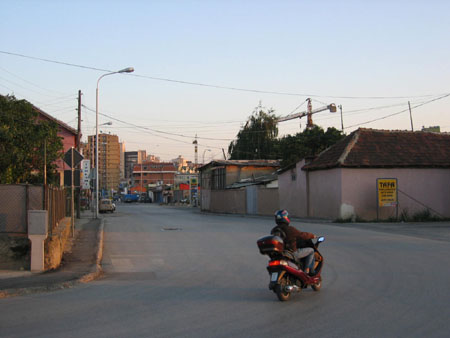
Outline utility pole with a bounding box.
[408,101,414,131]
[339,105,344,132]
[76,90,82,219]
[193,135,198,167]
[306,98,314,129]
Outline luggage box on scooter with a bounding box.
[257,235,284,255]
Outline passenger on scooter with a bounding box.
[271,210,317,275]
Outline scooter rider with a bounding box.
[271,210,317,275]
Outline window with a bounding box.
[212,167,226,190]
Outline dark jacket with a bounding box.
[271,224,314,251]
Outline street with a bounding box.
[1,203,450,338]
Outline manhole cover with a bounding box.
[161,227,182,231]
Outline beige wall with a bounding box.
[203,186,278,215]
[210,190,246,214]
[225,165,278,185]
[257,188,279,216]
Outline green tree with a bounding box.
[228,107,279,160]
[278,126,344,167]
[0,94,63,184]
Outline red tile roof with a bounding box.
[303,128,450,171]
[33,105,78,135]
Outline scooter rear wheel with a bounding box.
[311,276,322,291]
[275,277,291,301]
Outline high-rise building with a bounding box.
[119,142,126,180]
[87,133,120,193]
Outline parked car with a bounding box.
[99,199,115,213]
[123,194,139,203]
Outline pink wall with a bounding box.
[309,168,342,219]
[280,165,450,220]
[57,128,77,171]
[342,168,450,219]
[279,160,308,217]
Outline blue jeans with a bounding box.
[294,247,315,271]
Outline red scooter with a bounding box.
[257,234,325,301]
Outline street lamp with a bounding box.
[95,67,134,218]
[202,149,211,164]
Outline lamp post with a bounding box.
[95,67,134,218]
[202,149,211,164]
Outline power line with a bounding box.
[0,66,72,97]
[344,93,450,129]
[81,104,227,149]
[2,50,447,100]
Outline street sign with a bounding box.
[81,160,91,189]
[64,169,81,187]
[377,178,398,207]
[63,148,84,168]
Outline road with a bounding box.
[1,203,449,338]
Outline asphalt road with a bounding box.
[1,203,449,338]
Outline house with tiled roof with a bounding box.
[34,105,78,186]
[279,128,450,220]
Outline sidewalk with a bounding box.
[0,212,104,298]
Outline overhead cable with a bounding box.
[1,50,447,100]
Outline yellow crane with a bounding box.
[278,98,337,129]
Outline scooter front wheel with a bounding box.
[275,277,291,301]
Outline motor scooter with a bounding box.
[257,234,325,301]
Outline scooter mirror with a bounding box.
[317,236,325,243]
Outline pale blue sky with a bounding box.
[1,0,449,162]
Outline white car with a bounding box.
[99,199,114,213]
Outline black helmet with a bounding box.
[275,209,290,226]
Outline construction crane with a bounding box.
[278,98,337,129]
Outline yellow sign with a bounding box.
[377,178,397,207]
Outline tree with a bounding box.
[0,94,63,184]
[228,107,279,160]
[278,126,344,167]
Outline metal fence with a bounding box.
[45,185,67,234]
[0,185,66,235]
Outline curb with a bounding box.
[78,218,105,283]
[0,218,105,299]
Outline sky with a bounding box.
[1,0,449,163]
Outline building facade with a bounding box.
[34,106,78,186]
[124,150,147,181]
[87,133,120,194]
[279,128,450,220]
[132,162,177,190]
[199,160,280,212]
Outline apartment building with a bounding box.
[87,133,120,193]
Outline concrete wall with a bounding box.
[342,168,450,219]
[44,217,71,270]
[279,160,308,218]
[200,188,211,211]
[280,165,450,220]
[257,188,279,216]
[205,186,278,216]
[309,168,342,219]
[210,189,246,214]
